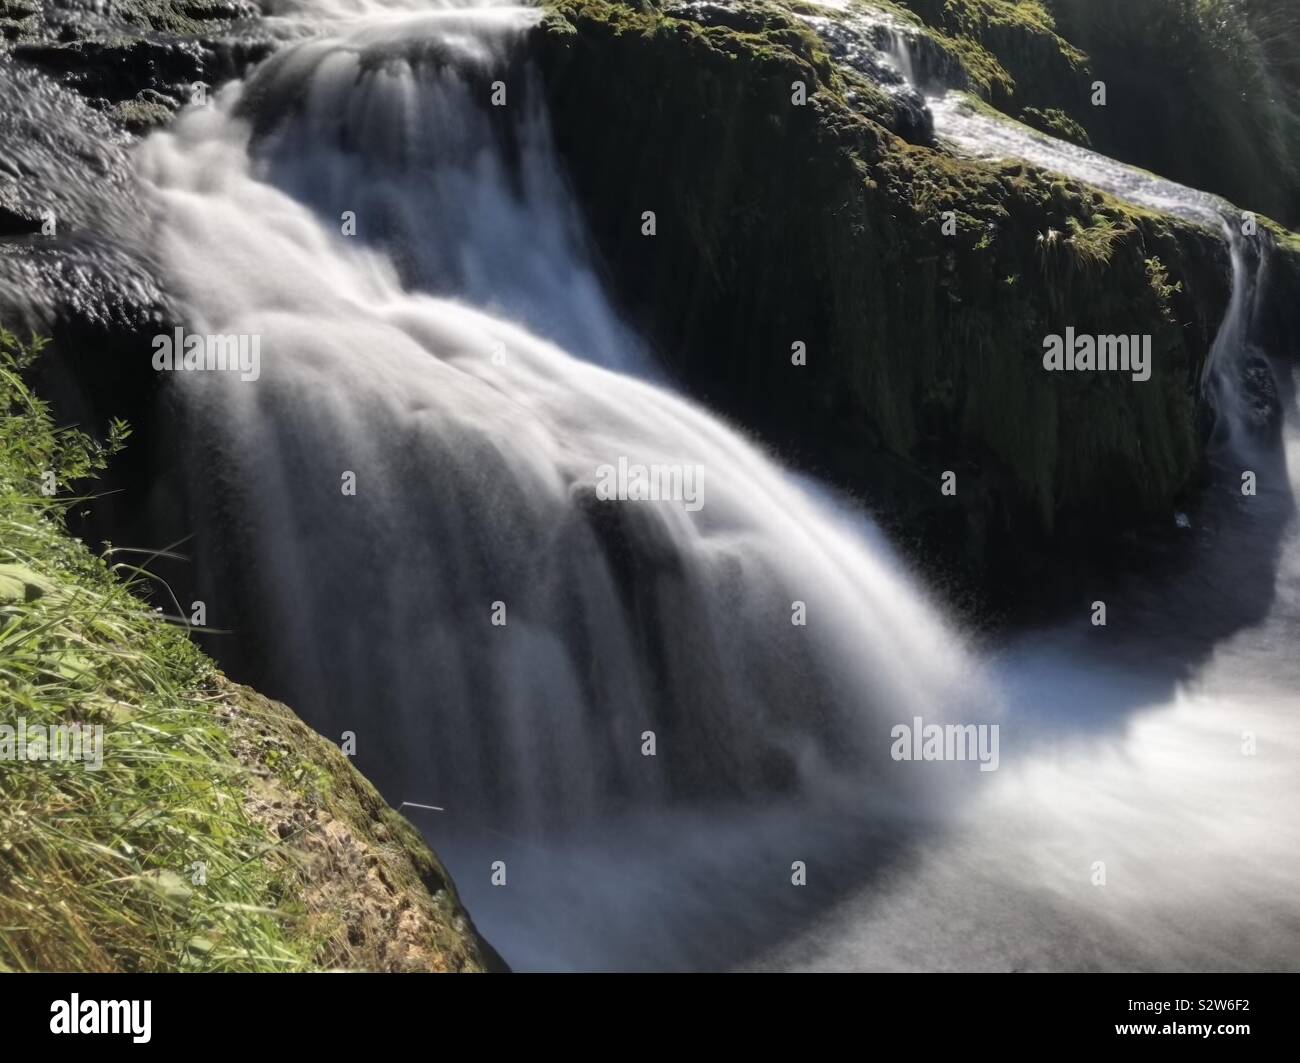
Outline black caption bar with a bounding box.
[3,973,1293,1051]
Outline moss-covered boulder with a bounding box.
[216,677,506,972]
[534,0,1249,600]
[894,0,1087,111]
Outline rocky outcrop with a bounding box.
[217,677,506,972]
[1042,0,1300,229]
[0,3,277,564]
[533,0,1292,604]
[885,0,1300,228]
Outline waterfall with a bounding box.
[134,3,993,836]
[122,1,1299,971]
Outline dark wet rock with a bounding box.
[0,2,279,514]
[3,0,275,125]
[0,59,138,233]
[19,36,206,106]
[1238,352,1284,438]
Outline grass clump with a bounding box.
[0,328,304,972]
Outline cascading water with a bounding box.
[241,8,653,374]
[132,2,1001,967]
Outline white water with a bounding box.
[755,390,1300,969]
[926,94,1228,226]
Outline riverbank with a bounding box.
[0,330,500,972]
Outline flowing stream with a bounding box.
[117,0,1300,969]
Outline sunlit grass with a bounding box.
[0,327,306,972]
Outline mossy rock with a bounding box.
[536,0,1240,601]
[215,678,507,972]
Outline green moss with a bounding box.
[894,0,1086,108]
[219,681,499,972]
[1018,105,1088,145]
[111,97,177,134]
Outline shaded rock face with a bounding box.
[0,2,276,551]
[532,0,1253,607]
[1258,244,1300,363]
